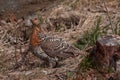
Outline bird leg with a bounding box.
[34,51,58,68]
[32,46,58,68]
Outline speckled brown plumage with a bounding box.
[30,17,82,67]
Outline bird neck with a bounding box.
[30,25,41,47]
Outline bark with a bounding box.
[95,35,120,71]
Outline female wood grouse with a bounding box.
[30,17,82,67]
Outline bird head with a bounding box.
[25,14,41,33]
[31,17,40,26]
[24,14,40,27]
[31,16,47,34]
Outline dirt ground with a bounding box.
[0,0,61,19]
[0,0,120,80]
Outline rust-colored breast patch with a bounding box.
[30,27,40,47]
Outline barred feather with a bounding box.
[37,32,81,59]
[30,18,81,67]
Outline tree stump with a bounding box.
[95,35,120,71]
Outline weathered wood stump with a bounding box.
[95,35,120,71]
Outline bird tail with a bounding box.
[66,45,82,57]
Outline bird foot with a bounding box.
[48,60,58,68]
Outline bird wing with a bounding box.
[38,34,81,59]
[38,34,69,56]
[40,35,67,50]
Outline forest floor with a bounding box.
[0,0,120,80]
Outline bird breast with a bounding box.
[30,27,40,47]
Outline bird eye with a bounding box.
[34,18,37,20]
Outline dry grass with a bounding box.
[0,0,120,80]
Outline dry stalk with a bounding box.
[102,0,115,34]
[1,30,7,40]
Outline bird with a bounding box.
[29,16,82,67]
